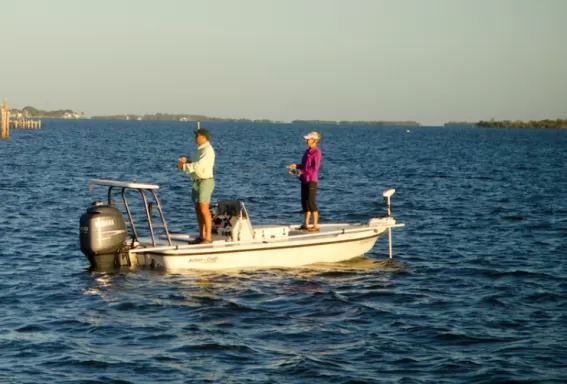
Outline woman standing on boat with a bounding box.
[286,132,322,232]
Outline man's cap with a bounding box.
[303,131,320,140]
[194,128,210,140]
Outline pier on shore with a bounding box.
[10,119,42,129]
[1,99,9,139]
[1,98,43,139]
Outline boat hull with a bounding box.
[126,230,384,270]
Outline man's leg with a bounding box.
[194,203,204,239]
[198,202,212,241]
[192,182,204,241]
[197,179,214,242]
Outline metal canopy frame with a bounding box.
[90,179,172,247]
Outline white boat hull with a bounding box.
[120,224,391,270]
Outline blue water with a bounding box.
[1,120,566,383]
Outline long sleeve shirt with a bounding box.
[297,147,321,183]
[183,142,215,181]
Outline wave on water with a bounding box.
[1,121,566,383]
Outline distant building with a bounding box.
[62,112,81,119]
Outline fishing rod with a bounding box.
[148,154,298,178]
[147,154,179,161]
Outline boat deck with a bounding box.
[162,223,367,243]
[145,220,399,250]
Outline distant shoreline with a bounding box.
[89,115,421,126]
[8,106,566,128]
[446,119,567,129]
[9,107,422,126]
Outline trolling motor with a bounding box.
[368,188,403,259]
[383,189,395,216]
[383,189,396,259]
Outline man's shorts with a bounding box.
[192,179,215,203]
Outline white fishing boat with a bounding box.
[79,179,404,270]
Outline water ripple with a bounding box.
[1,121,566,383]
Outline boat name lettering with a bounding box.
[96,219,115,227]
[188,256,218,264]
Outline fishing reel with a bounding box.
[287,168,301,176]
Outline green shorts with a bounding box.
[192,179,215,203]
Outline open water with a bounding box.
[0,120,566,383]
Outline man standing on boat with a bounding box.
[176,128,215,244]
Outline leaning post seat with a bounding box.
[211,200,254,241]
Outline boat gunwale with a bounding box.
[131,222,404,255]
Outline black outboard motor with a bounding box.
[80,203,128,268]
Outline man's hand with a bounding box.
[177,156,187,170]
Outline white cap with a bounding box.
[303,132,320,140]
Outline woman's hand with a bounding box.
[286,164,297,170]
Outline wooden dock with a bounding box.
[1,98,42,139]
[10,119,42,129]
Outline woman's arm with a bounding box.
[301,150,320,175]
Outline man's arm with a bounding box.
[185,146,214,176]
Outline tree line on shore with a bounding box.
[446,119,566,128]
[476,119,567,128]
[10,105,567,128]
[10,106,84,119]
[291,120,420,126]
[92,115,421,126]
[12,106,421,125]
[90,113,276,123]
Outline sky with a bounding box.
[0,0,566,125]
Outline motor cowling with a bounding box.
[80,204,127,267]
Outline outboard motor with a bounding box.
[80,202,128,268]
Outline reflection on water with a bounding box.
[81,256,404,311]
[309,256,406,271]
[78,261,407,340]
[85,255,406,279]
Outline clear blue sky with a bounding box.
[1,0,565,124]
